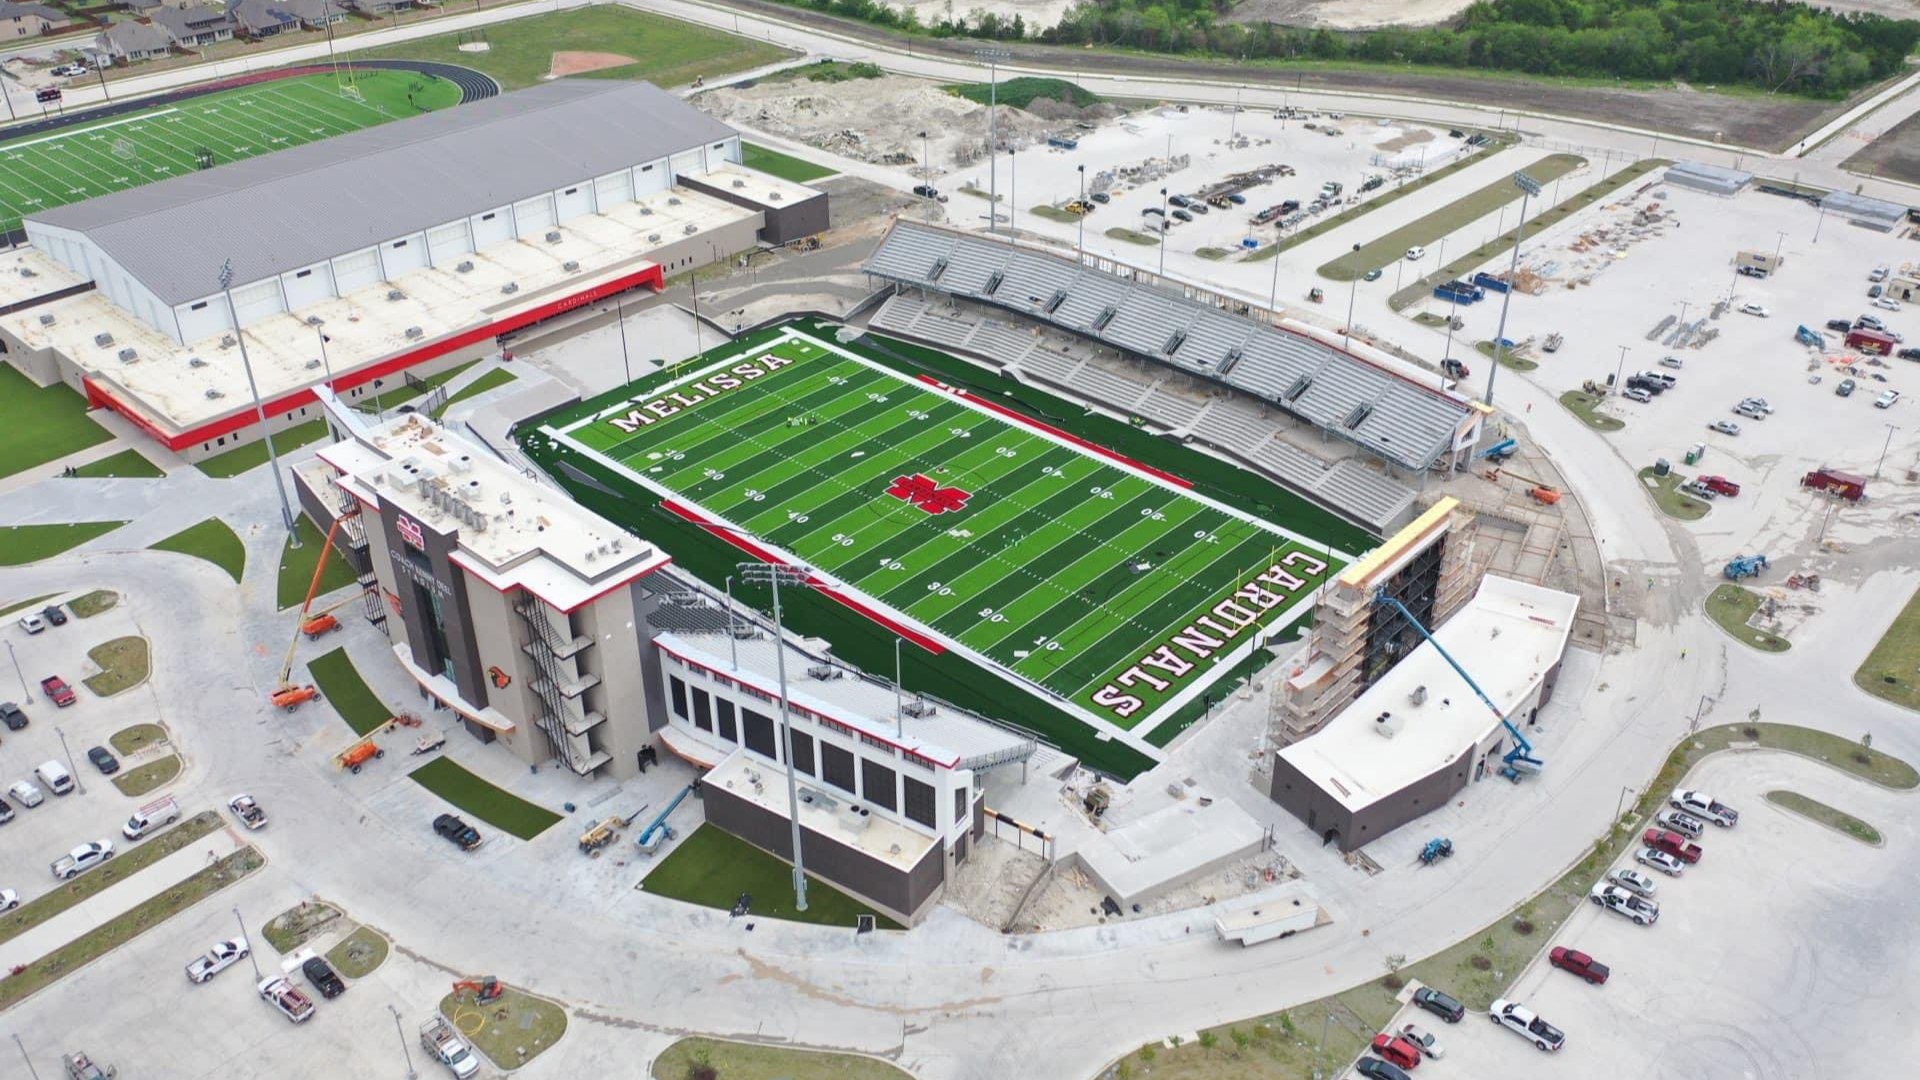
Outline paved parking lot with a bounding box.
[1355,751,1913,1079]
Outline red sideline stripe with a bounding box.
[915,374,1193,489]
[660,500,946,655]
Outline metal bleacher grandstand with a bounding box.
[863,222,1477,477]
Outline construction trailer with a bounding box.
[1802,468,1867,502]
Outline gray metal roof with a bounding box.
[27,80,735,305]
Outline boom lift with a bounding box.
[1372,589,1543,782]
[271,513,369,709]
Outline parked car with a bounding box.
[40,605,66,626]
[1643,827,1703,864]
[50,63,87,78]
[302,955,347,999]
[0,801,12,824]
[1828,318,1857,332]
[1168,194,1192,208]
[1740,396,1773,414]
[0,889,15,912]
[1679,480,1716,500]
[40,676,75,707]
[258,975,315,1023]
[1671,789,1739,826]
[1363,268,1383,282]
[1739,302,1770,318]
[51,840,114,880]
[1609,866,1658,898]
[1405,245,1427,260]
[1412,986,1465,1023]
[1624,387,1652,403]
[0,702,25,731]
[229,793,268,829]
[1698,475,1741,497]
[1370,1033,1422,1070]
[1857,314,1887,331]
[1739,265,1767,279]
[1354,1057,1412,1080]
[1171,209,1193,222]
[186,938,251,983]
[85,747,118,775]
[433,813,484,851]
[1090,191,1110,204]
[1871,265,1891,282]
[1639,370,1677,388]
[1636,846,1687,877]
[1897,347,1920,360]
[1489,999,1565,1051]
[9,780,43,808]
[1877,389,1901,409]
[1656,808,1707,836]
[1709,420,1741,436]
[910,184,941,201]
[1398,1023,1444,1059]
[1660,355,1684,369]
[1188,201,1208,215]
[1873,297,1902,312]
[1870,284,1886,299]
[1837,378,1858,397]
[17,614,45,635]
[1549,947,1610,985]
[1590,882,1660,925]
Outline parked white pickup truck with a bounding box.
[1670,788,1739,827]
[419,1016,481,1078]
[257,975,315,1023]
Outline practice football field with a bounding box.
[548,329,1352,736]
[0,70,459,235]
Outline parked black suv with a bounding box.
[40,605,66,627]
[0,702,25,731]
[1412,985,1466,1023]
[302,956,347,999]
[1828,318,1857,332]
[433,813,484,851]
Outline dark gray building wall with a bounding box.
[631,580,672,734]
[676,174,828,246]
[379,508,488,711]
[1270,745,1473,853]
[702,783,943,924]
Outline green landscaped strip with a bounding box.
[353,359,478,413]
[68,589,119,618]
[438,987,567,1070]
[66,448,165,479]
[0,594,55,619]
[307,647,393,736]
[1856,584,1920,712]
[641,825,902,929]
[359,6,792,91]
[1766,790,1882,845]
[109,722,167,756]
[277,515,363,610]
[0,811,223,947]
[82,635,149,696]
[1706,583,1789,652]
[1319,154,1584,281]
[1559,390,1624,432]
[0,522,125,566]
[742,142,837,183]
[0,364,112,480]
[0,72,456,236]
[1637,467,1710,521]
[325,924,390,978]
[195,418,330,478]
[148,518,245,584]
[111,754,180,797]
[408,757,561,841]
[435,368,519,415]
[653,1037,914,1080]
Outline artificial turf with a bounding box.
[276,515,363,610]
[307,646,395,736]
[408,757,561,841]
[641,824,902,929]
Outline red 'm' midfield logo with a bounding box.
[885,473,972,515]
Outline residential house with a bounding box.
[278,0,344,26]
[225,0,297,36]
[152,3,232,46]
[341,0,415,17]
[0,1,71,38]
[92,20,174,63]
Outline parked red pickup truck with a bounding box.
[40,676,75,708]
[1643,827,1703,864]
[1549,947,1610,985]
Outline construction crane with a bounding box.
[1372,589,1543,782]
[272,513,368,709]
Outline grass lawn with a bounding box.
[82,635,150,697]
[0,811,222,946]
[1105,226,1160,246]
[952,76,1098,109]
[1706,583,1790,652]
[1855,584,1920,711]
[742,142,837,183]
[359,7,792,92]
[0,594,54,619]
[641,825,902,930]
[353,359,478,413]
[652,1037,914,1080]
[194,419,330,478]
[1558,390,1625,432]
[1027,203,1082,223]
[434,368,519,416]
[262,900,343,955]
[109,722,168,756]
[1476,340,1538,371]
[326,924,391,978]
[1766,790,1882,845]
[1319,154,1584,281]
[0,846,262,1010]
[1636,467,1711,521]
[67,448,165,479]
[148,518,245,584]
[69,589,120,618]
[1197,246,1233,260]
[0,522,125,566]
[307,647,394,735]
[111,754,181,797]
[409,757,562,840]
[441,986,567,1070]
[0,364,112,480]
[277,515,362,610]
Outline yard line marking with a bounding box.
[0,109,179,151]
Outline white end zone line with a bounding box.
[3,109,179,152]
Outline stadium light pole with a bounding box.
[1613,345,1629,395]
[1158,187,1169,277]
[974,47,1010,235]
[724,575,739,671]
[614,293,631,387]
[310,323,333,388]
[94,66,109,103]
[1876,424,1900,479]
[10,1034,39,1080]
[1484,171,1541,408]
[1342,243,1360,350]
[220,259,299,548]
[1076,164,1086,263]
[894,636,904,738]
[735,560,811,913]
[1266,240,1282,321]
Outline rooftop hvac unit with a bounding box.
[117,348,137,363]
[304,359,322,369]
[203,388,225,399]
[647,233,661,243]
[902,698,935,718]
[640,206,653,216]
[473,514,488,533]
[501,282,519,295]
[1409,685,1429,707]
[450,453,472,474]
[667,197,681,206]
[544,231,561,243]
[38,313,54,326]
[305,315,324,326]
[1373,711,1401,739]
[845,806,872,831]
[93,332,114,347]
[221,335,236,348]
[768,191,783,202]
[386,290,405,302]
[456,261,474,273]
[188,357,207,368]
[798,786,838,812]
[18,267,33,278]
[404,326,424,339]
[806,663,842,681]
[682,223,698,235]
[563,260,580,272]
[731,179,746,189]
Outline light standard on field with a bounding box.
[1157,187,1169,277]
[893,636,906,738]
[1266,241,1282,321]
[1485,171,1541,408]
[974,46,1011,235]
[1875,424,1901,479]
[1075,163,1086,263]
[735,560,813,913]
[219,259,299,548]
[1342,243,1361,350]
[613,293,632,387]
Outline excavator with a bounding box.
[451,976,504,1004]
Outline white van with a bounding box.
[36,760,74,795]
[123,796,180,840]
[9,780,43,808]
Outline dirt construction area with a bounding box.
[1844,107,1920,187]
[1372,752,1911,1080]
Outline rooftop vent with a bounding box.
[806,663,840,680]
[455,261,474,273]
[768,191,783,202]
[204,388,225,400]
[1285,375,1311,402]
[386,290,404,302]
[1045,288,1068,314]
[188,357,207,368]
[902,698,936,718]
[501,282,519,295]
[732,179,747,189]
[117,348,137,363]
[562,260,580,272]
[37,313,54,326]
[305,315,323,326]
[647,233,661,243]
[667,197,682,206]
[404,326,424,339]
[221,335,236,348]
[93,332,114,347]
[640,206,654,216]
[926,256,948,282]
[304,359,322,369]
[1163,329,1186,356]
[682,223,698,235]
[1344,403,1373,429]
[18,267,34,278]
[544,231,561,243]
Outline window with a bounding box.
[821,743,855,794]
[190,301,208,311]
[861,759,896,812]
[718,700,740,745]
[716,697,737,743]
[564,187,578,195]
[692,689,712,735]
[480,212,497,221]
[789,730,814,776]
[642,164,655,172]
[392,239,408,249]
[953,787,968,823]
[295,269,312,279]
[742,708,774,759]
[903,777,935,828]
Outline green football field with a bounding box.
[0,70,459,235]
[547,328,1352,736]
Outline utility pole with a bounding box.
[1266,241,1282,321]
[220,259,299,548]
[974,47,1010,235]
[1875,424,1901,479]
[1485,172,1541,407]
[53,727,83,795]
[235,907,261,978]
[1613,345,1629,394]
[1772,229,1787,265]
[1158,187,1169,277]
[893,636,904,738]
[614,293,631,387]
[5,641,29,703]
[736,561,812,912]
[1343,244,1361,350]
[389,1004,418,1079]
[10,1034,39,1080]
[1076,163,1086,263]
[724,575,739,671]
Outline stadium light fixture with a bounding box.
[219,259,299,549]
[736,560,815,913]
[1483,171,1541,408]
[974,47,1011,235]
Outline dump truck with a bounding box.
[420,1016,482,1078]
